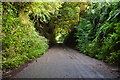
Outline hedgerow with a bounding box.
[2,3,48,69]
[75,2,120,65]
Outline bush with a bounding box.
[75,2,120,65]
[2,3,48,69]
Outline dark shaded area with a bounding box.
[64,28,78,49]
[29,14,57,47]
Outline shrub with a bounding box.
[2,3,48,69]
[75,2,120,65]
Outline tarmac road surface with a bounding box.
[14,44,119,78]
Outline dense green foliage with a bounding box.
[2,3,49,69]
[2,1,120,70]
[0,2,2,69]
[52,2,87,42]
[30,2,62,45]
[75,2,120,65]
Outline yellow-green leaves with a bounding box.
[2,3,49,69]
